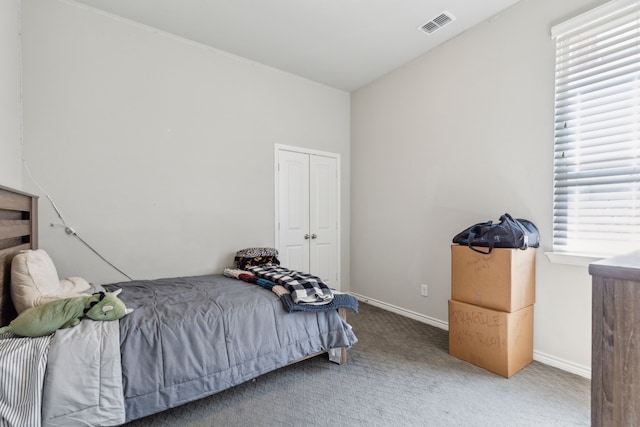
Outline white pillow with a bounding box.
[10,249,91,313]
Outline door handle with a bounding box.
[311,234,317,239]
[304,234,310,239]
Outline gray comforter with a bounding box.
[104,274,357,422]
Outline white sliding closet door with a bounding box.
[276,147,339,288]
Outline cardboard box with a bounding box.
[451,245,535,312]
[448,299,533,378]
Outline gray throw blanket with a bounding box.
[280,293,358,313]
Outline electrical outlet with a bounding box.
[421,284,428,297]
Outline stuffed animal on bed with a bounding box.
[0,289,133,337]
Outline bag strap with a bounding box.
[467,229,493,254]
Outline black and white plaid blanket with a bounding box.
[246,265,333,305]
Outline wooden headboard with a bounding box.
[0,185,38,326]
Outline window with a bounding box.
[552,0,640,257]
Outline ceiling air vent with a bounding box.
[418,11,456,35]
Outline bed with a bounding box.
[0,185,357,426]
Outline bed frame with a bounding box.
[0,185,38,327]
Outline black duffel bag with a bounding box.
[452,213,540,254]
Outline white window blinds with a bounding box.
[552,0,640,257]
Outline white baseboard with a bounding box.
[350,292,449,331]
[533,350,591,379]
[349,292,592,379]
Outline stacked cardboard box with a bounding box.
[448,245,535,378]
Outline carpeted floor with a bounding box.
[123,302,590,427]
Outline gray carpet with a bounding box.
[123,303,590,427]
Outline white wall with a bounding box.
[351,0,609,376]
[0,0,23,189]
[20,0,350,287]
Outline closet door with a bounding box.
[309,154,337,287]
[276,148,339,288]
[277,150,310,274]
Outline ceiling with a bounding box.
[71,0,521,92]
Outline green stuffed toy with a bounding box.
[0,289,133,337]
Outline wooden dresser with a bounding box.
[590,251,640,427]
